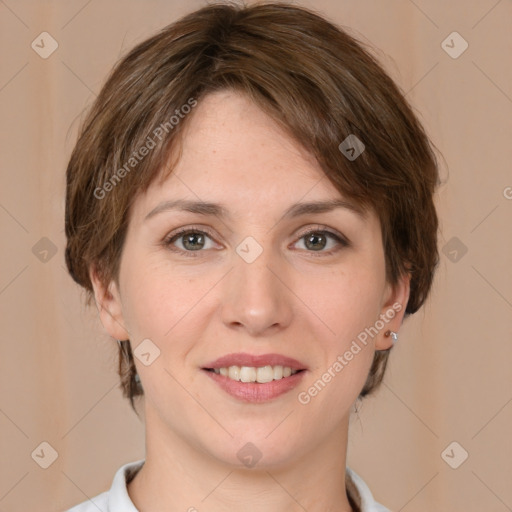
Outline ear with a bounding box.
[89,264,130,341]
[374,271,411,351]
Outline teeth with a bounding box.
[240,366,256,382]
[212,365,300,383]
[228,366,241,381]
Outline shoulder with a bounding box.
[346,466,392,512]
[63,459,145,512]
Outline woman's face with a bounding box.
[91,89,409,469]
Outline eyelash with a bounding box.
[162,224,350,258]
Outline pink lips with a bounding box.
[202,368,307,403]
[201,352,308,403]
[202,352,308,371]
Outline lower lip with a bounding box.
[202,369,307,403]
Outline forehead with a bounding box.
[131,90,365,223]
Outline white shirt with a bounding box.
[66,459,390,512]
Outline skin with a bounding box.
[90,89,410,512]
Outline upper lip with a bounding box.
[203,352,308,371]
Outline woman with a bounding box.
[64,2,440,511]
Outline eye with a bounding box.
[163,224,350,258]
[163,226,217,257]
[292,226,349,256]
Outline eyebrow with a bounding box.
[144,198,367,222]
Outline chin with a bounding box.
[203,432,302,471]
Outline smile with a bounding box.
[205,365,302,383]
[201,367,307,403]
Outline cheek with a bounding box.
[121,261,215,340]
[299,261,383,401]
[301,276,378,408]
[308,262,384,336]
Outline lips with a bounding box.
[202,352,308,371]
[203,368,306,402]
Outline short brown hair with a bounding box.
[65,1,440,412]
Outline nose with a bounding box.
[221,245,293,336]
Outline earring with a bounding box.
[384,330,398,345]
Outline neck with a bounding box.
[128,404,355,512]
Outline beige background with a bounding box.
[1,0,511,511]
